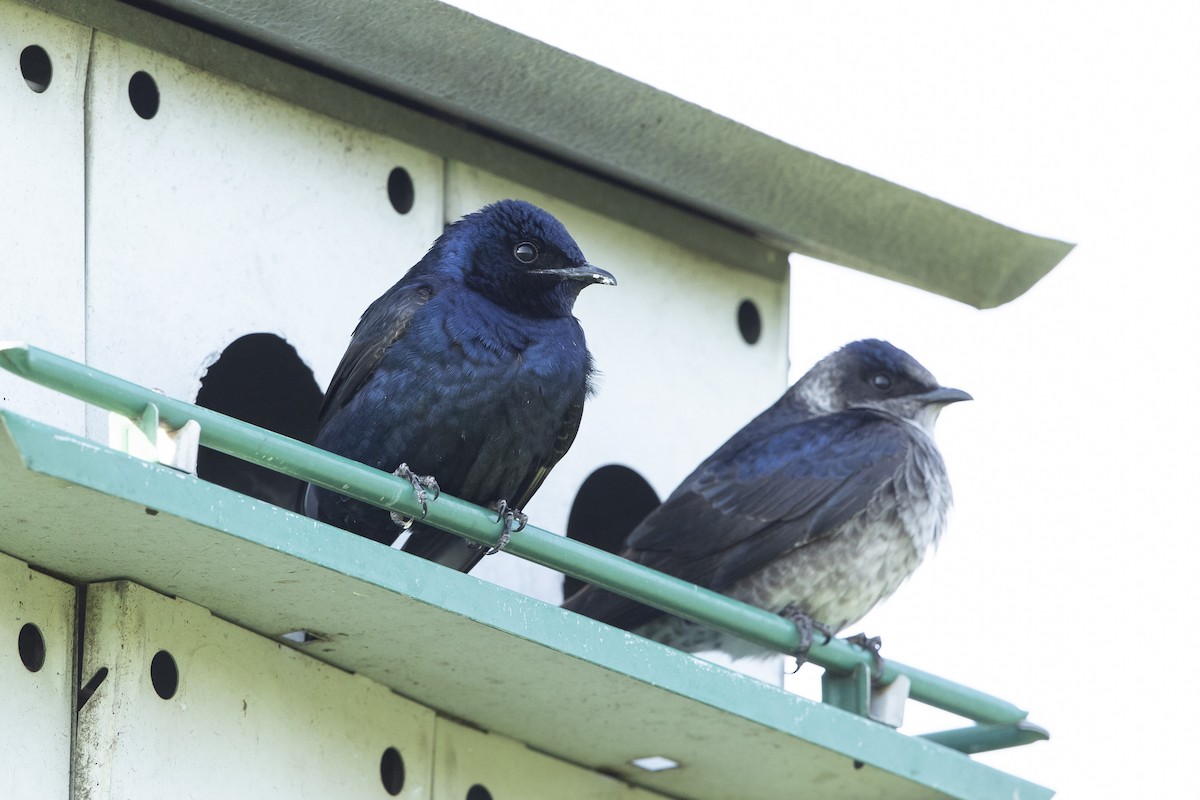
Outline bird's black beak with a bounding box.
[920,386,973,405]
[530,263,617,286]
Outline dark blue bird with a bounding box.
[562,339,969,660]
[305,199,615,571]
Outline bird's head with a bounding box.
[796,339,971,433]
[457,199,616,317]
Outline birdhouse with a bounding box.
[2,1,1069,798]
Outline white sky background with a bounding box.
[447,3,1199,797]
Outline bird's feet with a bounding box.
[389,463,440,527]
[780,603,833,669]
[845,632,885,680]
[467,500,527,556]
[490,499,528,536]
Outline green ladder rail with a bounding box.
[0,342,1046,753]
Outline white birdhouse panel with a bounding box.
[76,580,436,799]
[82,32,445,439]
[0,552,75,800]
[0,1,90,434]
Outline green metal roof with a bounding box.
[0,412,1051,800]
[0,343,1053,798]
[33,0,1072,306]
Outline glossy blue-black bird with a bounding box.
[305,199,615,571]
[562,339,969,659]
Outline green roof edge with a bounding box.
[35,0,1072,305]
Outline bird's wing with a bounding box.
[564,410,912,628]
[396,522,484,572]
[316,280,437,422]
[399,388,587,573]
[636,410,911,590]
[513,391,587,509]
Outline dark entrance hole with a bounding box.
[128,70,160,119]
[20,45,52,93]
[150,649,178,699]
[18,622,46,672]
[564,464,660,600]
[195,334,322,509]
[380,746,405,795]
[737,299,762,345]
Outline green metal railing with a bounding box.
[0,342,1046,753]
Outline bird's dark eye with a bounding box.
[513,242,539,264]
[871,373,892,391]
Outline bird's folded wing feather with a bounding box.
[512,392,587,510]
[633,410,910,590]
[317,280,437,421]
[565,410,912,628]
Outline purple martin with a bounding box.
[562,339,969,660]
[305,199,615,571]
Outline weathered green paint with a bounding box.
[28,0,1072,305]
[922,723,1052,756]
[823,662,873,718]
[0,343,1037,734]
[0,409,1053,799]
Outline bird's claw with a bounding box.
[469,500,526,556]
[491,499,527,533]
[390,463,440,526]
[780,603,833,670]
[846,632,885,681]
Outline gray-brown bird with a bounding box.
[562,339,969,659]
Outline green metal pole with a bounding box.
[0,342,1031,726]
